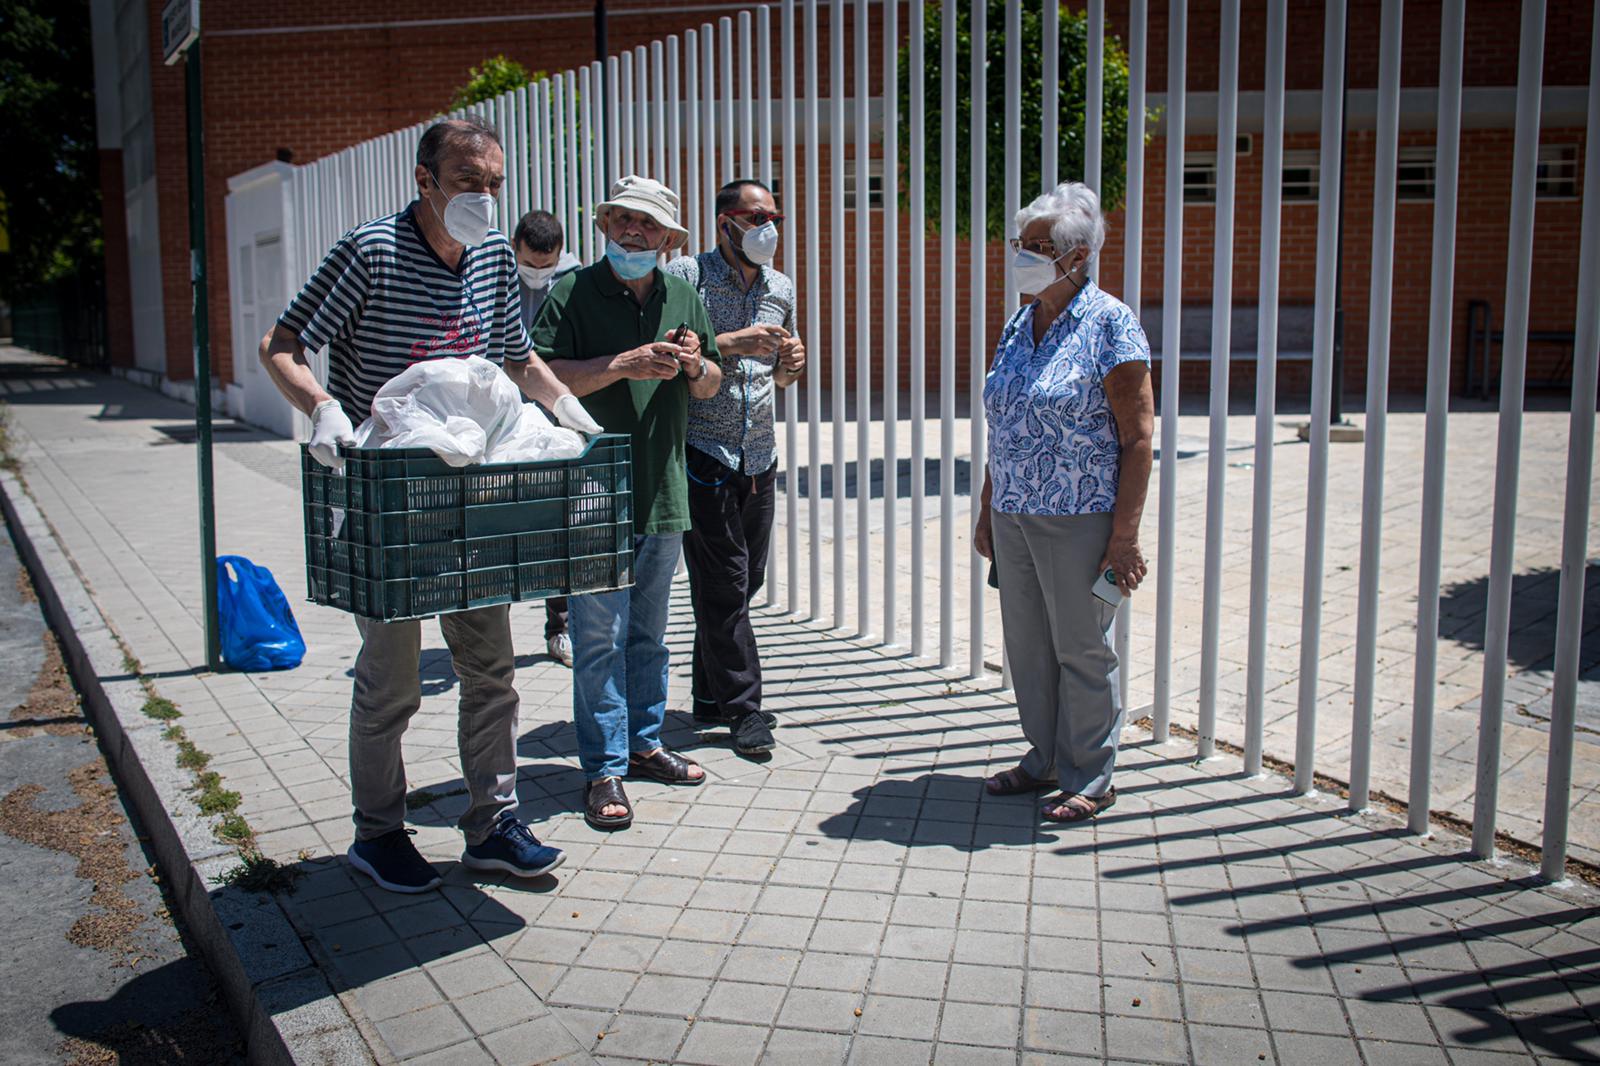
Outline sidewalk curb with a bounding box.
[0,470,377,1065]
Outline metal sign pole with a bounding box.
[167,0,220,672]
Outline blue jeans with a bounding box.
[569,533,682,779]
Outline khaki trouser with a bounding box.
[350,605,519,845]
[992,510,1123,796]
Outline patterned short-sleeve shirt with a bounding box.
[664,250,797,474]
[982,280,1151,516]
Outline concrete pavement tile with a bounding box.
[1358,1039,1450,1066]
[952,929,1025,968]
[944,963,1023,1006]
[721,945,802,985]
[598,901,681,938]
[936,1001,1019,1048]
[676,1020,769,1066]
[845,1035,935,1066]
[1260,989,1352,1036]
[1176,945,1259,987]
[739,914,816,949]
[507,926,590,965]
[403,1040,496,1065]
[1345,998,1441,1044]
[454,981,547,1036]
[700,980,788,1025]
[1270,1029,1367,1065]
[576,933,660,972]
[592,1014,689,1060]
[355,970,444,1022]
[480,1013,591,1065]
[1021,1007,1104,1057]
[1182,982,1265,1028]
[506,959,566,998]
[1188,1023,1276,1065]
[760,1027,851,1065]
[674,907,748,943]
[932,1043,1018,1065]
[1024,970,1105,1014]
[1103,1014,1189,1064]
[623,973,712,1016]
[809,919,886,955]
[427,952,520,998]
[1028,936,1099,974]
[373,1002,473,1059]
[880,924,958,961]
[777,988,862,1032]
[793,952,874,991]
[858,994,941,1039]
[550,967,636,1010]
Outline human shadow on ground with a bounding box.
[50,955,244,1063]
[1437,565,1600,669]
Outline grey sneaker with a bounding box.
[547,632,573,667]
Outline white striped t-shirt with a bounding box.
[278,204,533,420]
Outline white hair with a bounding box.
[1014,181,1107,262]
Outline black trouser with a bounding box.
[683,447,776,722]
[544,598,567,639]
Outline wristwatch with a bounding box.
[687,353,708,381]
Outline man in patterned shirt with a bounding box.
[665,179,805,758]
[259,118,601,893]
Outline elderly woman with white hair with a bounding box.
[974,181,1154,823]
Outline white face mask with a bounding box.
[518,263,558,289]
[1010,247,1079,296]
[429,173,495,247]
[725,217,780,266]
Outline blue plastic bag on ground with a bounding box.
[217,555,306,671]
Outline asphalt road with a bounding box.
[0,516,243,1065]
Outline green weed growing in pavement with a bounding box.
[120,649,143,677]
[162,724,185,741]
[175,739,211,771]
[214,851,301,894]
[215,814,254,844]
[141,695,181,721]
[192,771,241,815]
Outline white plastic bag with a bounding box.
[354,356,586,466]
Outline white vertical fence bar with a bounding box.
[805,0,823,620]
[1244,0,1285,777]
[1042,0,1058,190]
[1116,0,1147,712]
[881,0,899,644]
[1197,0,1238,760]
[1152,0,1185,742]
[855,0,872,636]
[1349,0,1403,810]
[635,46,650,178]
[1472,0,1546,860]
[667,38,682,227]
[909,0,928,657]
[1086,0,1104,190]
[686,31,702,253]
[552,76,569,241]
[565,71,580,249]
[1004,0,1019,389]
[517,87,533,221]
[1292,0,1348,796]
[759,4,775,607]
[591,62,606,258]
[782,0,800,616]
[652,40,667,185]
[538,78,550,211]
[620,56,635,177]
[968,0,988,679]
[740,9,755,179]
[606,58,621,191]
[1541,0,1600,883]
[502,103,519,228]
[721,16,737,184]
[702,24,718,248]
[939,0,957,668]
[830,0,847,630]
[577,69,591,257]
[1409,0,1465,833]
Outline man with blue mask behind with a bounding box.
[665,179,804,760]
[259,118,601,894]
[531,176,722,831]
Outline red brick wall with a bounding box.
[97,149,135,369]
[124,0,1593,405]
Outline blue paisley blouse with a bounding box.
[983,280,1151,516]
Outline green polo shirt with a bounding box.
[531,260,720,535]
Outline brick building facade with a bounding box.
[90,1,1592,409]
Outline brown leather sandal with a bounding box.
[1042,787,1116,823]
[627,748,705,786]
[985,765,1053,795]
[584,776,633,830]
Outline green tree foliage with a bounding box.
[898,2,1155,240]
[0,0,100,300]
[449,55,540,112]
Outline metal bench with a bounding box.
[1138,304,1317,362]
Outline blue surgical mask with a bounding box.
[605,239,660,280]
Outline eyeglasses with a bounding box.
[725,209,786,227]
[1007,237,1057,256]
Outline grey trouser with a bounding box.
[992,509,1123,796]
[350,605,519,845]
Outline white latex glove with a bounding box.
[553,394,604,436]
[308,399,357,470]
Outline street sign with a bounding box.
[161,0,199,65]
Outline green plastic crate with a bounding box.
[302,433,634,620]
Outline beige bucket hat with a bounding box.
[594,175,689,252]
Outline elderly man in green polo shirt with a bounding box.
[532,176,722,831]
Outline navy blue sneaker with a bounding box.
[347,828,443,894]
[462,813,565,878]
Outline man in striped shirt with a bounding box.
[260,118,600,894]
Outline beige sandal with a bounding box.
[1042,787,1116,823]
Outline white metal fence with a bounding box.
[240,0,1599,882]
